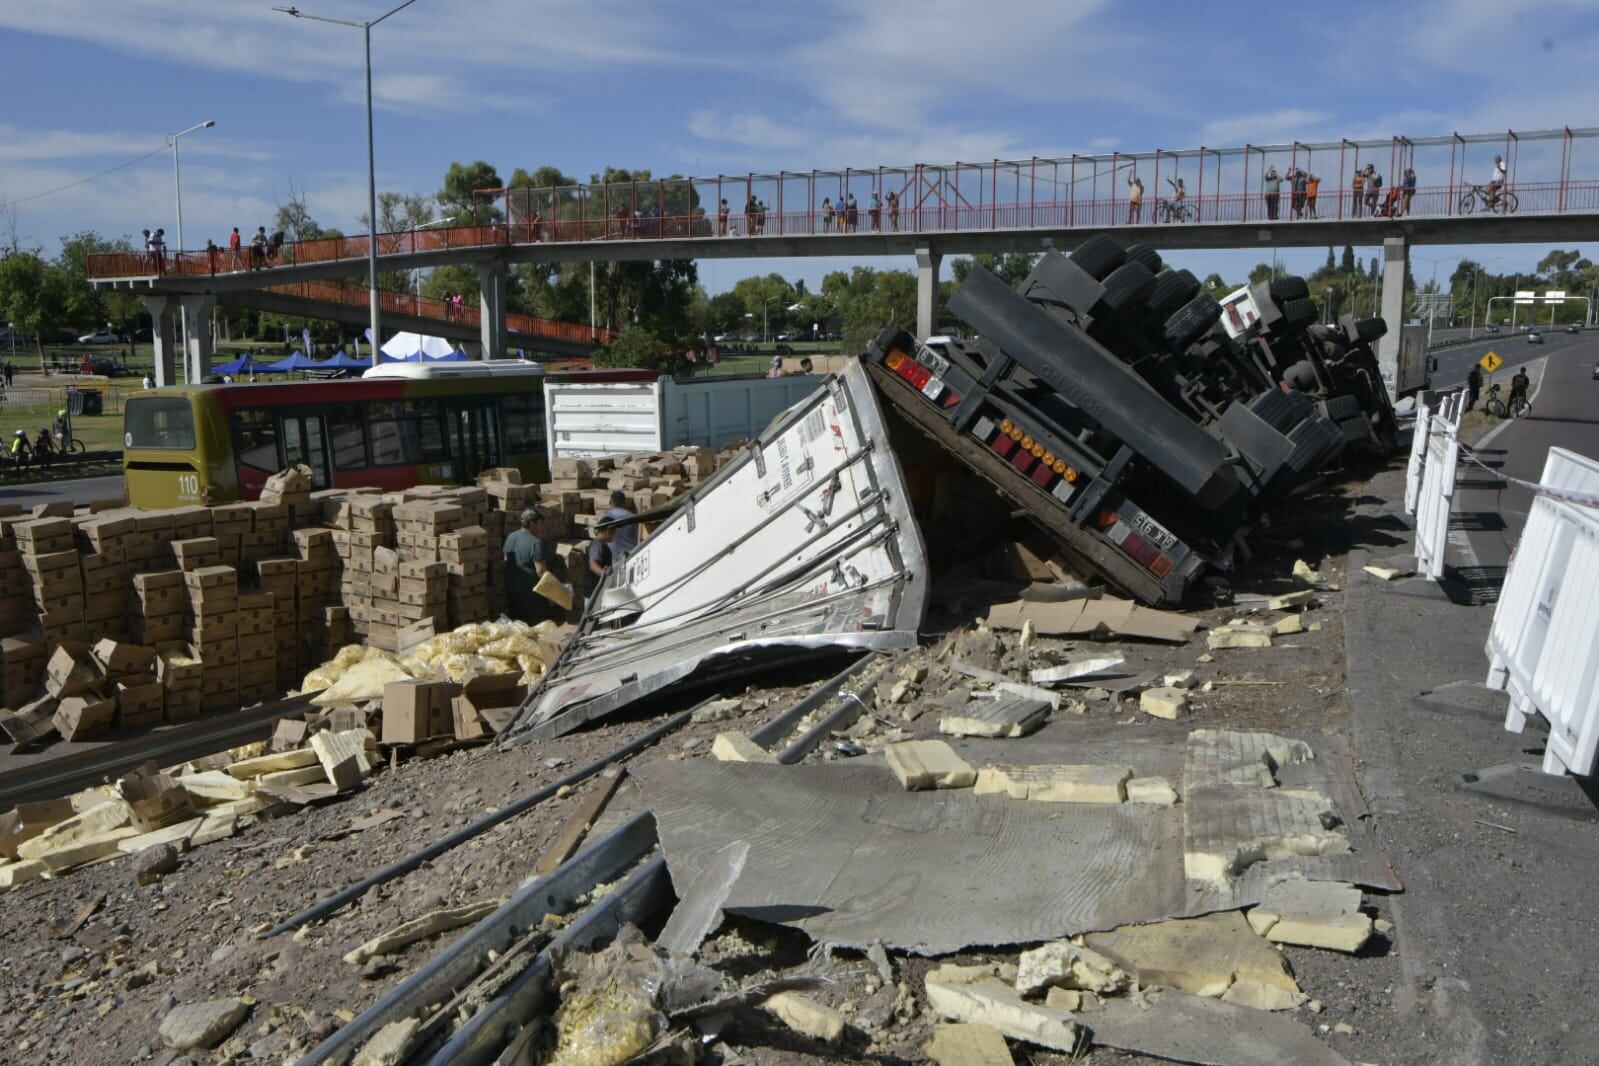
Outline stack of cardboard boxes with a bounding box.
[184,565,239,714]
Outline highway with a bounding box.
[1452,333,1599,570]
[1427,326,1588,389]
[0,473,125,510]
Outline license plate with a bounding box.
[1128,510,1178,551]
[917,347,950,376]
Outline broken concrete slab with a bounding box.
[353,1017,420,1066]
[1083,988,1351,1066]
[16,799,131,861]
[1271,615,1304,636]
[1014,941,1129,996]
[1043,988,1100,1013]
[924,1022,1015,1065]
[1083,911,1303,1002]
[885,740,977,791]
[938,698,1049,739]
[1140,687,1188,720]
[711,731,778,764]
[1207,627,1273,650]
[1267,590,1315,610]
[1126,777,1180,807]
[158,996,252,1051]
[985,597,1199,643]
[924,964,1082,1053]
[975,764,1132,804]
[764,992,846,1043]
[0,858,48,889]
[1247,879,1371,953]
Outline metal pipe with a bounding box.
[260,705,696,939]
[748,652,877,748]
[778,658,898,763]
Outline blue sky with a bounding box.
[3,0,1598,295]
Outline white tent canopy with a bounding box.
[377,331,457,359]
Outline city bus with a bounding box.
[121,362,652,508]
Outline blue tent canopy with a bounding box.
[319,351,374,372]
[257,351,320,373]
[213,353,255,376]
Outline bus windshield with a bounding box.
[125,397,196,450]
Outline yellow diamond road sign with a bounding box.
[1479,351,1503,374]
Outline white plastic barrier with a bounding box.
[1412,392,1463,581]
[1491,447,1599,775]
[1403,397,1431,517]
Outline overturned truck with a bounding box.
[868,234,1395,605]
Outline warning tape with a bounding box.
[1427,401,1599,510]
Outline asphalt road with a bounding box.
[1428,326,1588,389]
[0,473,126,510]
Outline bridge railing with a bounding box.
[261,279,616,345]
[87,176,1599,281]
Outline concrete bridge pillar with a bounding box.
[179,294,216,384]
[475,262,507,360]
[915,246,941,340]
[143,296,179,387]
[1377,235,1407,400]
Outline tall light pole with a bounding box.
[1468,256,1503,340]
[762,295,777,344]
[275,0,418,366]
[169,119,215,383]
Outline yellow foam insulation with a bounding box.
[302,620,560,706]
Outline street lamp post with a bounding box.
[762,296,777,344]
[275,0,418,367]
[169,119,215,383]
[1468,256,1503,340]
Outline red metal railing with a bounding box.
[261,278,616,346]
[86,125,1599,282]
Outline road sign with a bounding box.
[1480,350,1503,373]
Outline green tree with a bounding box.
[592,324,692,375]
[1340,244,1356,273]
[1198,273,1232,300]
[273,182,324,242]
[438,161,503,223]
[951,252,1039,288]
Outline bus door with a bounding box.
[445,400,502,483]
[279,412,331,488]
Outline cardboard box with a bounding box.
[45,644,97,699]
[381,679,462,744]
[164,688,202,721]
[91,639,156,678]
[116,761,195,831]
[14,517,74,555]
[169,506,213,541]
[53,693,116,741]
[156,651,202,691]
[451,674,528,741]
[183,564,236,593]
[171,536,221,570]
[115,677,165,728]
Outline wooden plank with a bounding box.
[533,767,625,876]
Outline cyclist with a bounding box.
[1466,365,1483,409]
[7,429,30,469]
[1509,366,1530,409]
[1487,154,1507,212]
[33,427,54,466]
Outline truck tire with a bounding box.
[1096,262,1157,320]
[1323,393,1362,421]
[1282,415,1343,478]
[1164,293,1222,352]
[1069,234,1126,281]
[1124,242,1162,275]
[1269,276,1310,304]
[1276,297,1318,332]
[1354,317,1387,343]
[1148,268,1200,319]
[1249,388,1314,433]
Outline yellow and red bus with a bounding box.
[121,362,651,509]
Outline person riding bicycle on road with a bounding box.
[8,429,30,466]
[1509,366,1530,406]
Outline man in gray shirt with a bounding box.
[502,507,549,622]
[600,490,639,561]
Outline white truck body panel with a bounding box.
[544,374,822,463]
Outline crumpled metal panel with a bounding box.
[502,359,928,744]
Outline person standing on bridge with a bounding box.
[1127,173,1144,223]
[250,226,267,269]
[869,191,882,232]
[228,227,242,270]
[887,190,900,230]
[1363,165,1382,216]
[149,229,167,274]
[718,198,730,236]
[846,193,859,232]
[1400,168,1417,216]
[1291,168,1308,219]
[822,197,835,232]
[1304,173,1320,217]
[1350,168,1365,217]
[1262,166,1282,220]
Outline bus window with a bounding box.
[403,400,450,461]
[328,403,369,471]
[232,408,279,470]
[368,401,412,466]
[125,397,197,450]
[501,392,545,454]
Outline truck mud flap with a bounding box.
[500,360,929,744]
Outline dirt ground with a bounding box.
[0,469,1407,1065]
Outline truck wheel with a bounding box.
[1269,276,1310,304]
[1069,234,1126,281]
[1249,388,1314,433]
[1164,294,1222,352]
[1123,242,1162,275]
[1148,268,1200,320]
[1276,297,1319,332]
[1096,262,1156,320]
[1354,317,1387,343]
[1322,393,1362,421]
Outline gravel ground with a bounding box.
[0,466,1414,1066]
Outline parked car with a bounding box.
[1485,325,1500,334]
[1527,331,1544,345]
[77,329,121,345]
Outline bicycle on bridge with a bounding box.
[1156,177,1196,223]
[1457,183,1519,215]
